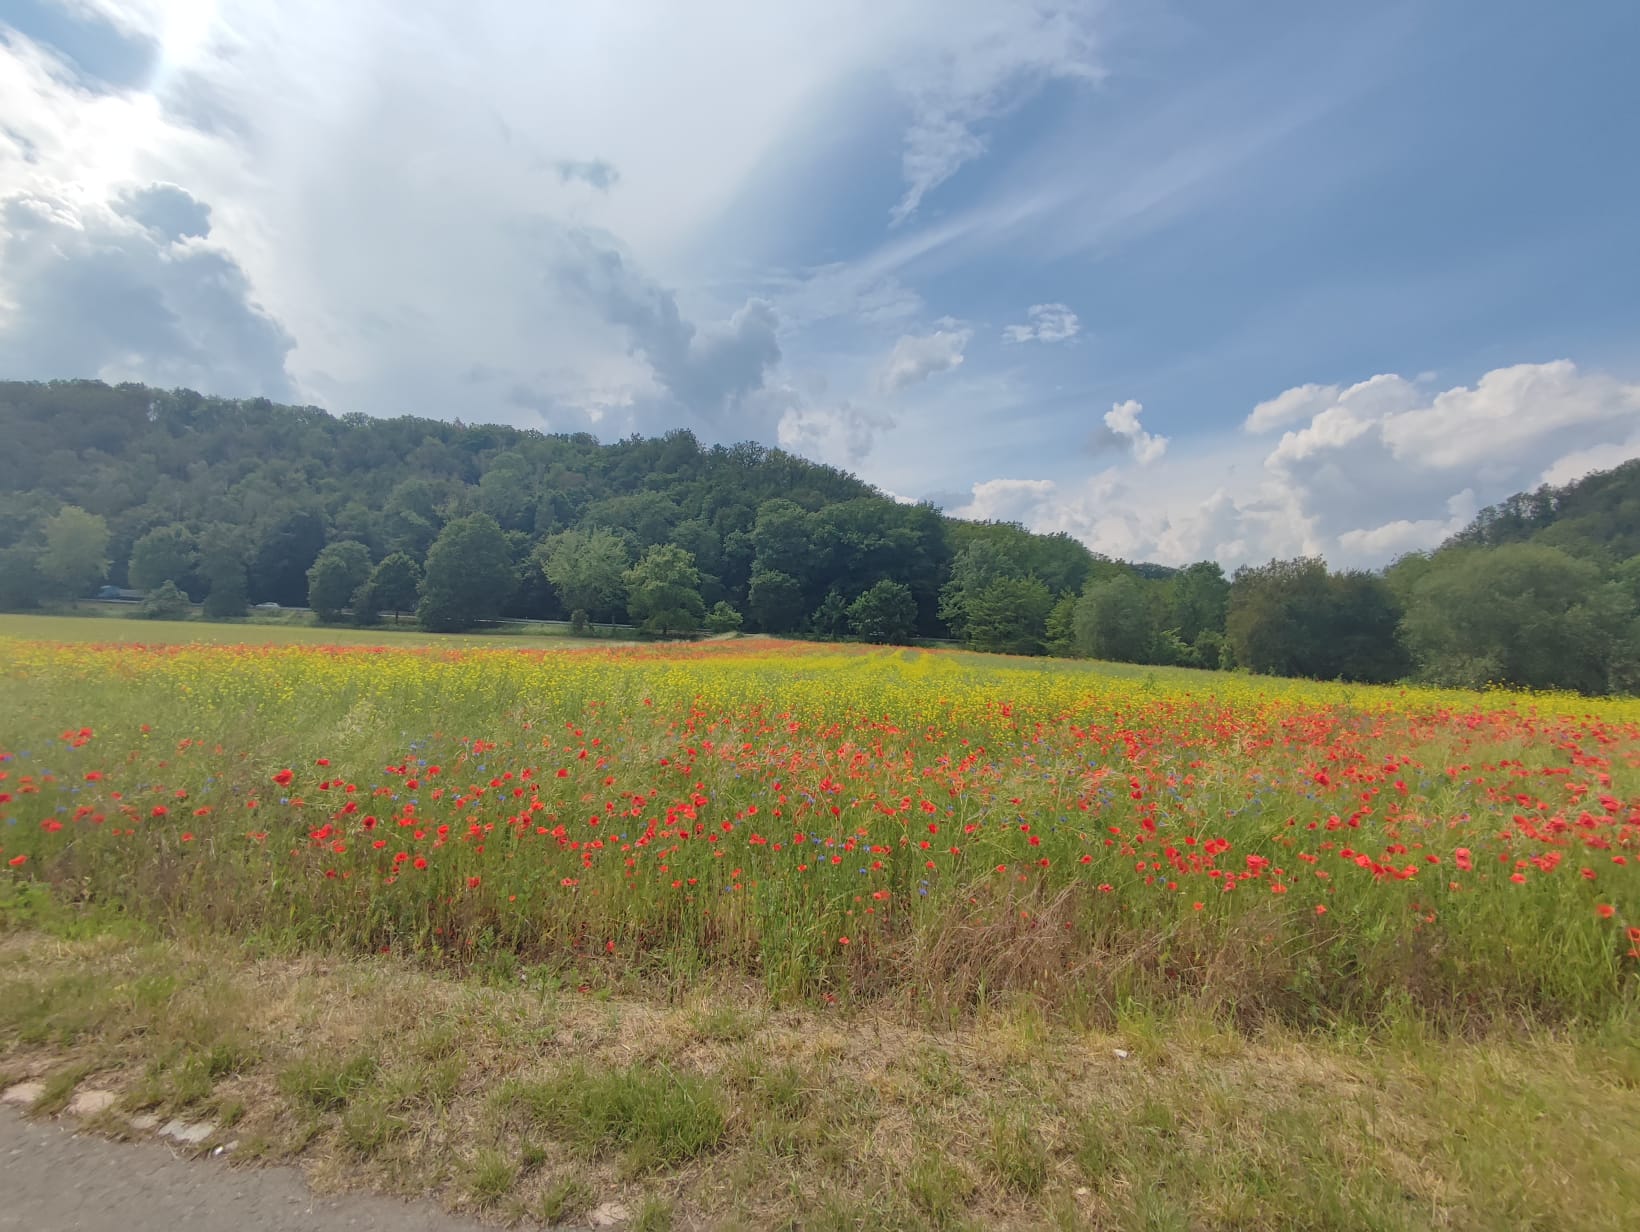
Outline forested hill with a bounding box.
[1443,458,1640,560]
[0,379,1111,638]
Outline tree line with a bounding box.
[1,381,1636,693]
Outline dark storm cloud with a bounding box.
[0,186,295,400]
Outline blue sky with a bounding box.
[2,0,1637,566]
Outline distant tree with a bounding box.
[536,528,629,624]
[128,524,198,595]
[704,600,744,634]
[1401,543,1637,694]
[1073,574,1156,662]
[38,505,110,599]
[475,455,538,531]
[137,579,192,621]
[306,540,373,623]
[1166,561,1230,644]
[810,589,851,638]
[250,508,327,607]
[965,576,1054,655]
[1225,558,1333,677]
[748,568,806,633]
[750,499,814,580]
[1044,593,1078,657]
[938,540,1021,640]
[0,545,44,610]
[199,531,249,619]
[1318,570,1410,683]
[624,544,704,636]
[365,552,422,623]
[847,580,918,644]
[417,514,514,632]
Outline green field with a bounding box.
[0,611,630,650]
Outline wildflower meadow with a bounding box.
[4,634,1636,1029]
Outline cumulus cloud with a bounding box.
[1100,399,1168,463]
[0,184,295,399]
[777,400,895,467]
[1002,303,1080,343]
[1244,381,1339,433]
[957,361,1640,569]
[877,327,971,392]
[951,477,1059,524]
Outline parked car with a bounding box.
[253,601,281,610]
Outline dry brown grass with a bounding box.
[3,930,1639,1230]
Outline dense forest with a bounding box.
[1,380,1637,694]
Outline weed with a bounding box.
[278,1052,378,1113]
[504,1062,726,1165]
[632,1195,674,1232]
[986,1106,1049,1195]
[464,1148,517,1206]
[534,1175,594,1224]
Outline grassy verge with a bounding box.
[3,922,1638,1231]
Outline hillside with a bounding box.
[0,379,1104,636]
[1444,457,1640,560]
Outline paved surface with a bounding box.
[0,1106,493,1232]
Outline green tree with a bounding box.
[704,600,743,634]
[810,589,850,638]
[365,552,422,623]
[624,544,704,636]
[39,505,110,599]
[965,576,1054,655]
[750,499,814,579]
[1225,558,1334,676]
[137,579,192,621]
[1045,593,1078,656]
[536,529,630,624]
[306,540,374,623]
[938,540,1020,640]
[1166,561,1230,644]
[1073,574,1157,662]
[1400,544,1637,694]
[748,568,806,633]
[417,514,514,633]
[249,508,327,607]
[0,545,44,610]
[847,579,918,644]
[1319,571,1409,683]
[128,524,198,595]
[199,531,249,619]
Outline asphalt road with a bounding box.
[0,1107,494,1232]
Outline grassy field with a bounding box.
[0,611,631,649]
[2,632,1638,1229]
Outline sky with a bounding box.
[2,0,1638,569]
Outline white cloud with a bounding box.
[0,0,1111,439]
[956,361,1640,569]
[878,327,971,392]
[888,3,1104,224]
[1002,302,1080,343]
[0,185,294,398]
[1244,382,1338,433]
[1102,399,1168,464]
[952,477,1059,523]
[777,400,895,467]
